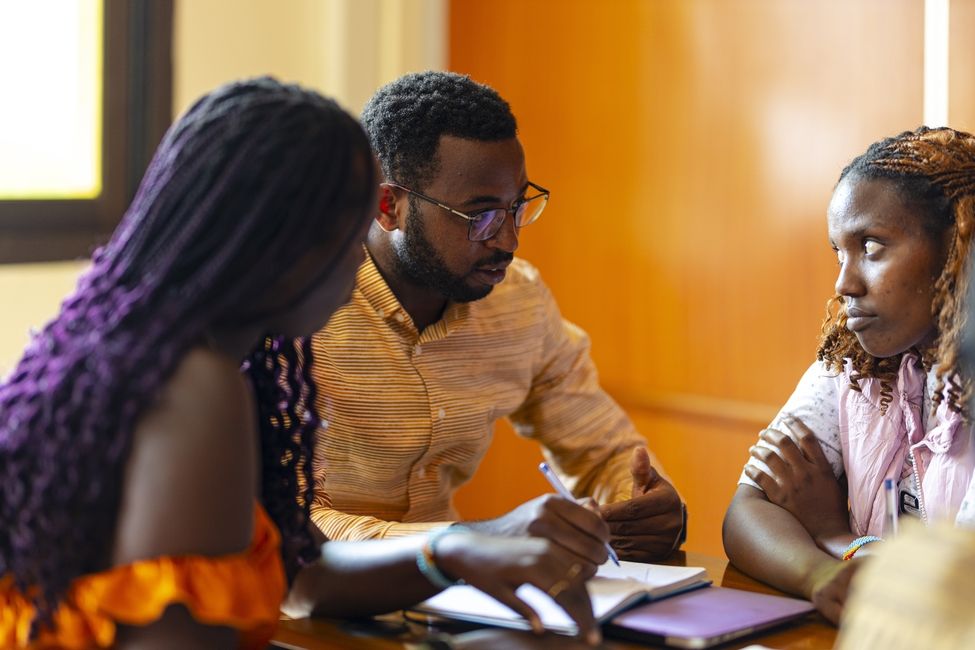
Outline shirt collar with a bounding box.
[356,248,472,337]
[356,248,405,322]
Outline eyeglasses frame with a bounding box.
[383,181,550,242]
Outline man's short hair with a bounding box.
[361,71,517,189]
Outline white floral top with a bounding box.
[740,360,975,528]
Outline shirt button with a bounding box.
[320,418,329,430]
[395,313,405,322]
[377,308,385,318]
[437,408,446,420]
[413,344,422,356]
[417,465,427,478]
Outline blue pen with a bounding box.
[884,477,898,537]
[538,461,621,566]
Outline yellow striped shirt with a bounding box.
[308,253,661,540]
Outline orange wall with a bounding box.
[450,0,924,556]
[951,0,975,132]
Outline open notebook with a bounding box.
[412,560,710,635]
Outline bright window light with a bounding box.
[0,0,103,199]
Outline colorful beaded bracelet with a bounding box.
[842,535,882,560]
[416,525,471,589]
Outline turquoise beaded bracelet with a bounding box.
[417,526,471,589]
[842,535,882,560]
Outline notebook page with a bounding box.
[414,560,708,634]
[595,560,706,595]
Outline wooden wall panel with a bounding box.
[451,0,924,555]
[951,0,975,132]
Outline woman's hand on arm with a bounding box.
[744,416,854,556]
[722,484,857,624]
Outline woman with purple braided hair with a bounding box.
[724,127,975,625]
[0,78,606,648]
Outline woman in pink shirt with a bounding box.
[724,127,975,624]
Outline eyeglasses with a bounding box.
[385,181,550,242]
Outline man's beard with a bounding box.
[391,201,512,303]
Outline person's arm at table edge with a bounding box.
[285,536,444,618]
[285,533,605,644]
[723,484,840,599]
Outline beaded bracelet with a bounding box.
[417,525,471,589]
[842,535,882,560]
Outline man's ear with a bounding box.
[376,184,401,233]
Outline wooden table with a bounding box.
[272,552,837,649]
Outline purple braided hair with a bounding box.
[0,77,375,628]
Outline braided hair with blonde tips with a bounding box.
[818,126,975,414]
[0,77,376,632]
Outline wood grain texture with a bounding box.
[950,0,975,132]
[450,0,925,555]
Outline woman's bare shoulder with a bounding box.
[112,346,258,565]
[164,346,253,416]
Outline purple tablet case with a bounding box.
[605,586,816,649]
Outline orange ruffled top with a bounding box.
[0,504,285,649]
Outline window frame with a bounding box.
[0,0,173,263]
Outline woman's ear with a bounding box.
[376,184,400,233]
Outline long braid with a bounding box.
[0,77,376,630]
[245,336,322,581]
[818,127,975,415]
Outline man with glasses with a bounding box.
[305,71,685,562]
